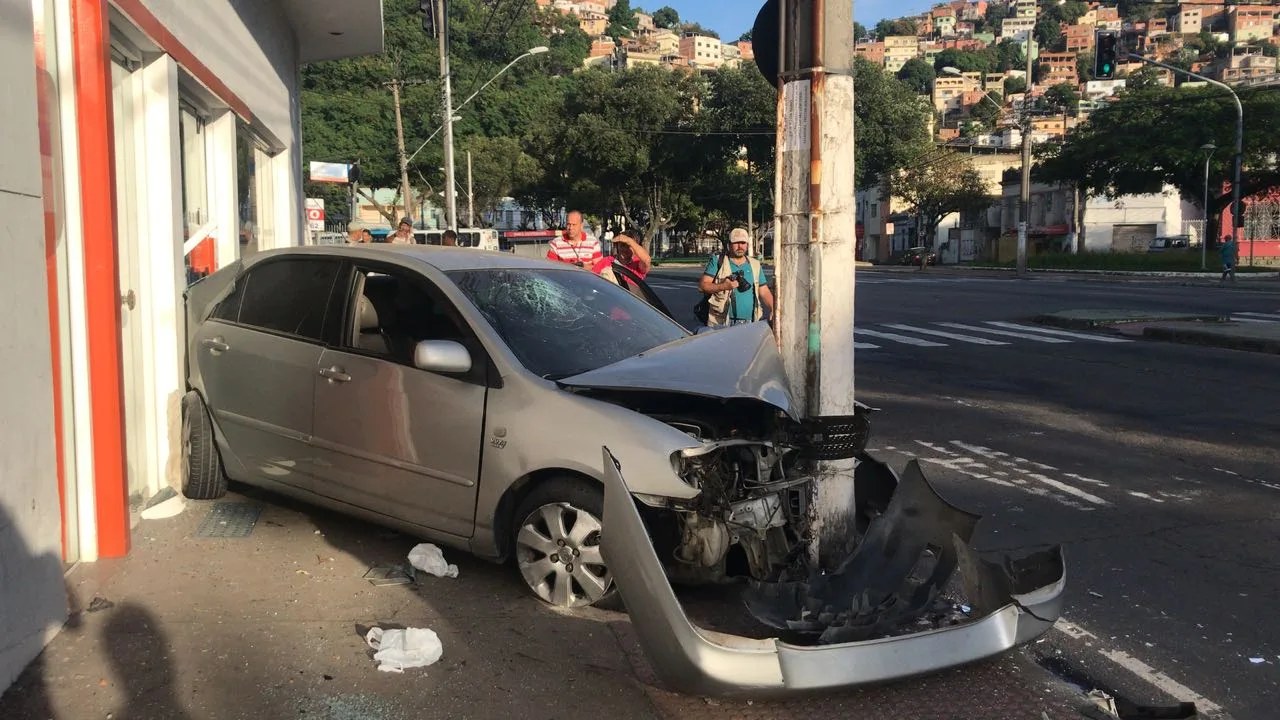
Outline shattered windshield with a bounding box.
[447,268,688,379]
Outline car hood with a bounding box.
[557,322,798,420]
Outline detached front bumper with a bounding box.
[598,448,1067,700]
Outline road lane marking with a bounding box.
[1229,316,1279,323]
[882,323,1009,345]
[983,321,1134,342]
[856,328,947,347]
[1234,311,1280,320]
[854,342,881,349]
[950,442,1109,506]
[936,322,1073,343]
[1053,620,1229,718]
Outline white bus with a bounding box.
[413,228,500,252]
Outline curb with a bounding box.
[1142,326,1280,355]
[1034,313,1227,331]
[967,266,1280,279]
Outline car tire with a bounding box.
[180,390,227,500]
[512,477,622,610]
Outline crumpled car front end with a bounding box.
[598,447,1067,699]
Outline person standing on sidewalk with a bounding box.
[390,217,415,245]
[697,228,774,330]
[546,211,602,269]
[1220,235,1238,283]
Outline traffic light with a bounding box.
[1095,30,1118,80]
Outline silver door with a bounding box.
[194,257,342,482]
[309,267,486,537]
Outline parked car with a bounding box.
[181,245,1065,696]
[1148,235,1191,252]
[896,246,937,266]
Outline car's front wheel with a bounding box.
[180,390,227,500]
[513,478,620,610]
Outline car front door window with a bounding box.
[215,258,342,341]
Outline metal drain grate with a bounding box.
[195,502,263,538]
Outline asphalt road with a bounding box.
[650,266,1280,720]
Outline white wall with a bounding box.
[136,0,303,246]
[1081,186,1184,251]
[0,0,68,691]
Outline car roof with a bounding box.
[243,244,567,273]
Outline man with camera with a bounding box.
[697,227,773,329]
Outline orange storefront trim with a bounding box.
[110,0,256,124]
[72,0,130,558]
[33,0,69,561]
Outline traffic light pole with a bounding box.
[1125,53,1244,262]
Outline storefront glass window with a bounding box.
[237,122,262,258]
[179,103,212,283]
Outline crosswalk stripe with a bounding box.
[882,323,1009,345]
[857,329,947,347]
[1233,312,1280,322]
[1231,316,1278,323]
[983,321,1134,343]
[854,342,881,349]
[936,322,1072,343]
[1236,312,1280,318]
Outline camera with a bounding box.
[730,271,752,293]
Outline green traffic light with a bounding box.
[1102,64,1112,72]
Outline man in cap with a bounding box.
[390,217,415,245]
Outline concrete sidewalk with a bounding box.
[1036,309,1280,355]
[0,484,1090,720]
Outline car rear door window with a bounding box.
[221,258,342,341]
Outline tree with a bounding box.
[897,58,936,95]
[1044,83,1079,114]
[993,39,1024,72]
[891,149,993,245]
[680,22,719,38]
[1060,1,1089,24]
[933,48,996,75]
[970,91,1004,127]
[1034,14,1063,51]
[1121,66,1164,92]
[1035,85,1280,243]
[607,0,639,38]
[652,5,678,29]
[739,29,752,42]
[1003,76,1027,96]
[874,18,917,39]
[854,22,868,40]
[853,58,934,189]
[522,66,712,249]
[300,0,590,225]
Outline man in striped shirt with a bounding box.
[546,211,602,268]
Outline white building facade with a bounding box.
[0,0,383,692]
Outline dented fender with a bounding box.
[599,447,1067,699]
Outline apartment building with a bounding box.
[884,35,919,72]
[1228,5,1279,43]
[1039,52,1079,85]
[680,32,723,68]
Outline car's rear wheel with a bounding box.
[513,478,620,610]
[181,390,227,500]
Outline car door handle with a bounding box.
[202,337,229,353]
[319,366,351,383]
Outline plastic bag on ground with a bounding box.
[365,626,443,673]
[407,543,459,578]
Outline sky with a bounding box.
[656,1,936,40]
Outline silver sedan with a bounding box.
[181,244,1065,695]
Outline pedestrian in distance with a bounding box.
[695,227,774,332]
[1220,235,1238,283]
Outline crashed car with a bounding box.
[182,244,1065,694]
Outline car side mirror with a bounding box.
[413,340,471,374]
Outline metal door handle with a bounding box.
[202,337,229,352]
[319,366,351,383]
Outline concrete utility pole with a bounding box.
[466,150,475,227]
[772,0,859,569]
[747,186,754,245]
[435,0,458,230]
[387,79,414,221]
[1017,32,1034,276]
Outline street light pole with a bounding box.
[1127,53,1244,263]
[1200,143,1217,271]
